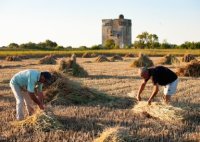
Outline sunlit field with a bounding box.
[0,49,200,58]
[0,56,199,142]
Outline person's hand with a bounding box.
[137,95,141,101]
[38,104,45,110]
[147,99,152,105]
[28,107,34,116]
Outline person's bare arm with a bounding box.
[148,84,159,105]
[37,92,44,104]
[28,92,44,110]
[137,80,147,101]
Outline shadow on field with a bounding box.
[0,85,11,90]
[44,73,137,109]
[58,112,136,133]
[88,74,140,80]
[0,63,38,69]
[0,65,22,69]
[172,100,200,125]
[47,89,136,110]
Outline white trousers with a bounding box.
[164,79,178,96]
[10,83,33,120]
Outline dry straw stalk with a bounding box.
[132,101,185,123]
[11,109,64,132]
[93,127,132,142]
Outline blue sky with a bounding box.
[0,0,200,47]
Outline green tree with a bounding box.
[66,46,73,49]
[79,46,88,50]
[45,40,57,48]
[55,46,64,50]
[148,34,159,48]
[104,39,115,49]
[8,43,19,48]
[134,32,159,49]
[91,44,103,50]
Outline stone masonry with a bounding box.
[102,14,132,48]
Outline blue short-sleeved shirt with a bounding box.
[10,69,43,93]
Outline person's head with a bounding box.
[138,67,149,80]
[39,72,52,83]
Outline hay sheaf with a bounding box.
[158,54,180,65]
[176,60,200,77]
[124,53,135,58]
[91,53,98,57]
[110,55,123,62]
[11,109,64,132]
[93,127,132,142]
[130,54,153,67]
[95,55,110,62]
[58,59,73,72]
[39,55,57,64]
[58,59,88,77]
[182,54,196,62]
[132,101,185,122]
[44,72,111,105]
[82,52,91,58]
[5,56,22,61]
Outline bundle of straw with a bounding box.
[176,60,200,77]
[93,127,131,142]
[110,55,123,62]
[58,59,73,72]
[182,54,196,62]
[44,72,109,105]
[158,54,180,65]
[95,55,110,62]
[124,53,135,58]
[132,101,185,122]
[71,54,76,63]
[11,109,64,132]
[39,55,57,64]
[130,54,153,67]
[82,52,91,58]
[5,56,22,61]
[91,53,98,57]
[72,62,88,77]
[58,58,88,77]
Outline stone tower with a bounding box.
[102,14,132,48]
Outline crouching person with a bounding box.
[10,69,51,120]
[137,66,178,105]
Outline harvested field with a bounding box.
[0,56,199,142]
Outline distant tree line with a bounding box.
[2,32,200,50]
[7,40,66,50]
[133,32,200,49]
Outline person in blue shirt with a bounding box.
[10,69,51,120]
